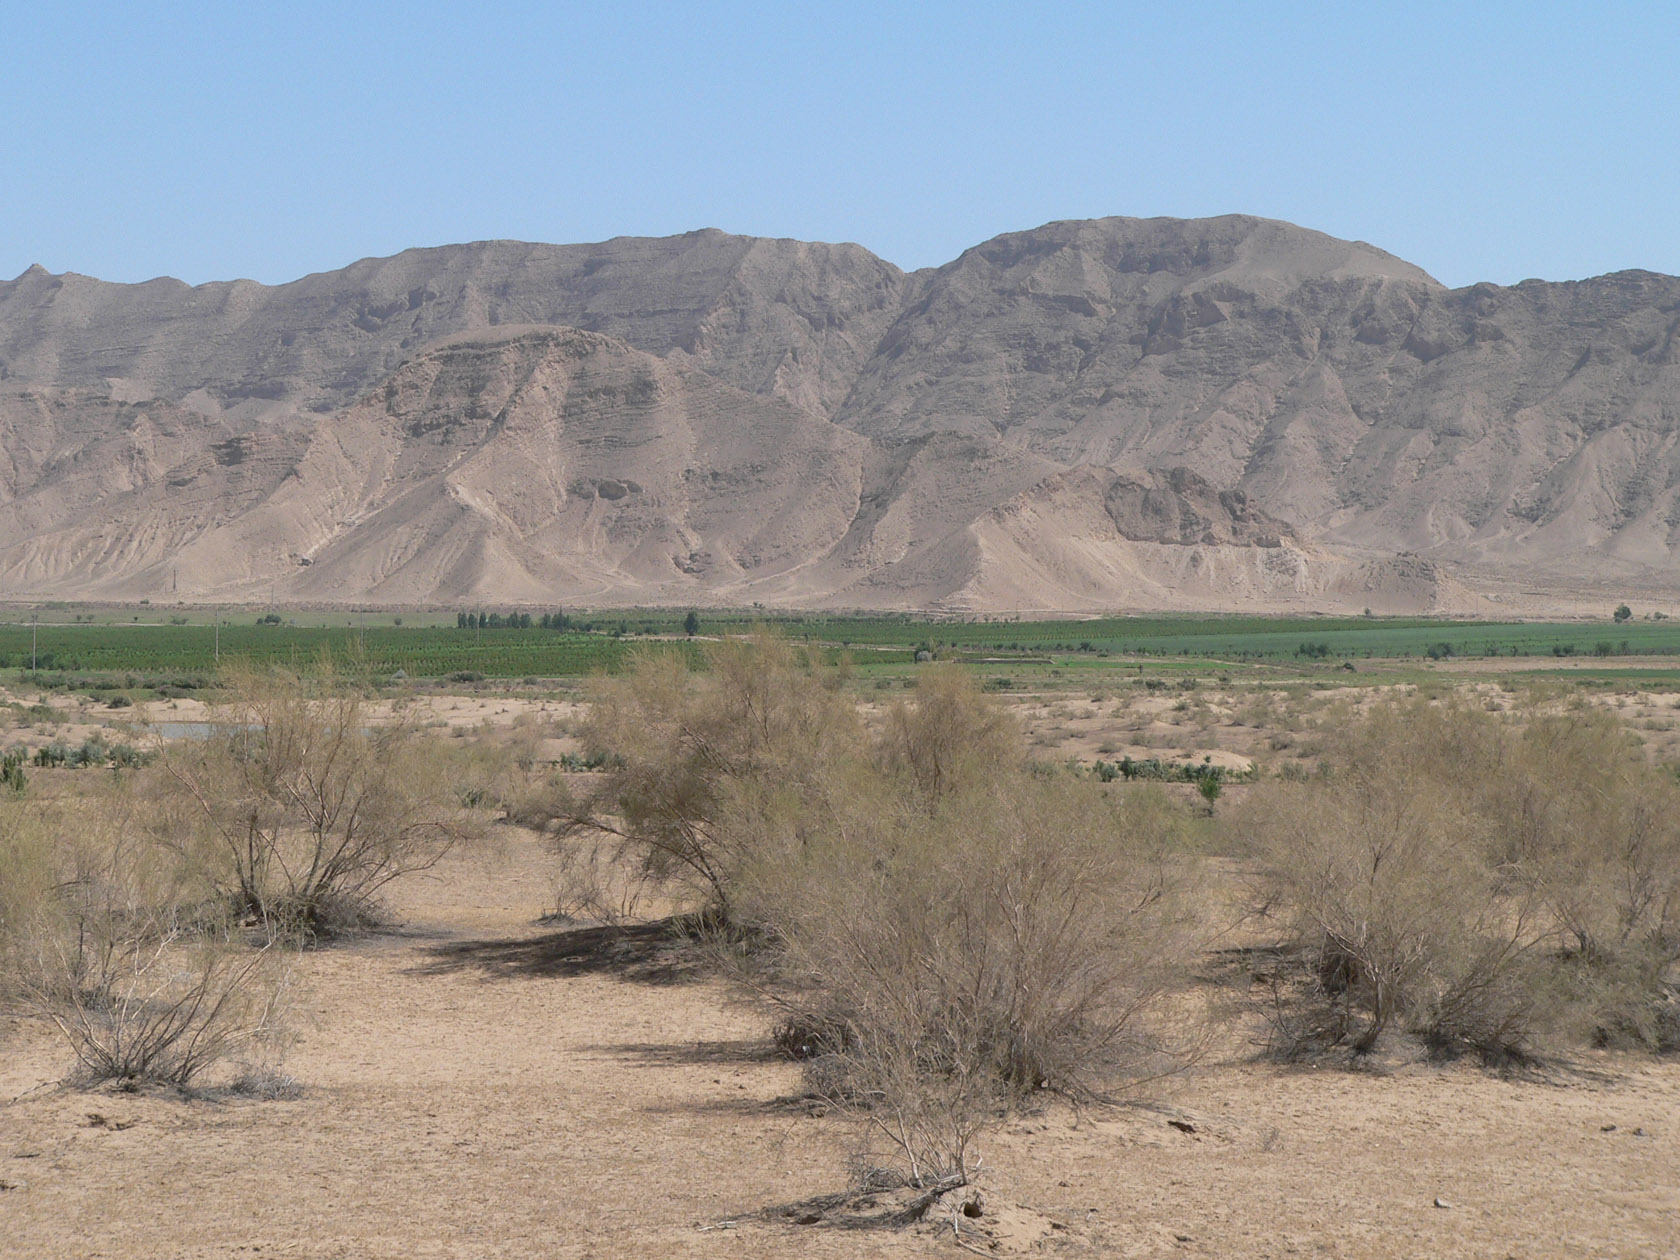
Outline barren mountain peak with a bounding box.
[958,214,1440,288]
[3,215,1678,614]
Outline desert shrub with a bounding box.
[568,631,865,918]
[1491,710,1680,1048]
[444,721,548,821]
[30,916,287,1089]
[1498,710,1680,961]
[9,790,290,1088]
[545,830,668,925]
[1243,698,1680,1058]
[154,666,483,938]
[501,754,617,837]
[1240,701,1546,1057]
[556,750,611,772]
[0,802,55,1015]
[1541,942,1680,1051]
[575,631,1203,1186]
[730,774,1199,1186]
[879,663,1019,803]
[110,743,149,769]
[1245,773,1541,1056]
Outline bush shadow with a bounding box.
[408,917,702,985]
[598,1038,779,1067]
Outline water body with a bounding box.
[148,722,257,740]
[149,722,215,740]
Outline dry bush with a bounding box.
[546,831,666,924]
[574,632,1204,1187]
[9,788,291,1089]
[1233,690,1291,732]
[1494,710,1680,1048]
[879,663,1020,804]
[1499,710,1680,961]
[1240,701,1545,1057]
[30,920,288,1090]
[569,631,865,918]
[154,665,483,939]
[1242,697,1680,1058]
[1245,776,1541,1056]
[446,728,528,814]
[500,768,574,833]
[452,713,563,820]
[0,800,55,1021]
[733,776,1200,1186]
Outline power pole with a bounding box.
[214,613,220,664]
[31,614,38,672]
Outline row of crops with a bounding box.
[564,611,1680,661]
[0,624,670,678]
[1,613,1677,680]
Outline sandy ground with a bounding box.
[3,830,1678,1259]
[9,667,1680,776]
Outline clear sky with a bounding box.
[6,1,1679,289]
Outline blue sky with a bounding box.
[6,1,1678,288]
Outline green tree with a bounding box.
[683,610,700,637]
[1614,604,1633,623]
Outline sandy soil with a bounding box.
[10,666,1680,776]
[3,829,1677,1259]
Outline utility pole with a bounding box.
[214,612,220,664]
[31,613,38,672]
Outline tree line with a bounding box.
[455,610,571,630]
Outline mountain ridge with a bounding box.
[4,215,1679,613]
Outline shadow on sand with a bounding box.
[408,917,702,985]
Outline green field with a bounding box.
[750,613,1680,659]
[1,611,1675,683]
[0,623,662,679]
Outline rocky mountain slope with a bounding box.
[4,215,1678,612]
